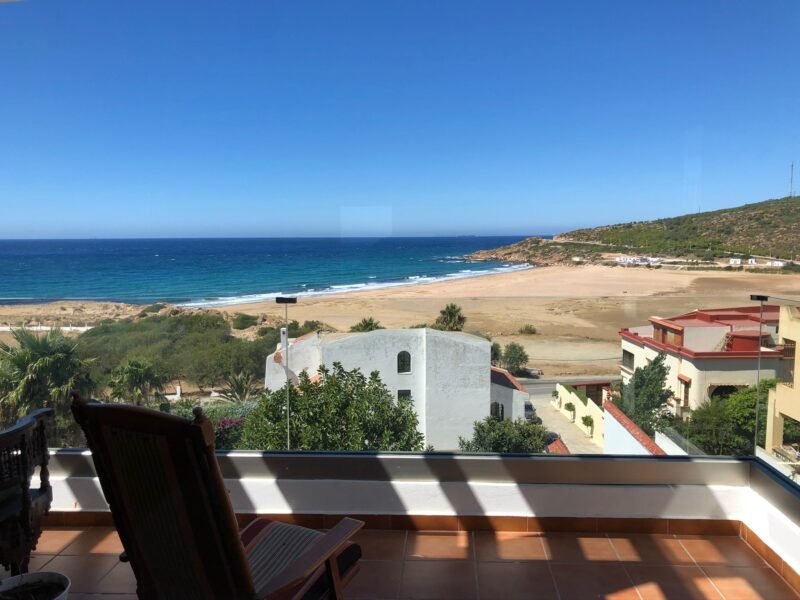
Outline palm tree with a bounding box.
[219,371,260,403]
[433,303,466,331]
[109,359,166,406]
[350,317,384,332]
[0,327,94,426]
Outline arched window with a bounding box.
[397,351,411,373]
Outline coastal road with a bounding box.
[518,375,621,455]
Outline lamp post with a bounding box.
[751,294,769,455]
[276,296,297,450]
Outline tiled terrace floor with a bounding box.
[2,527,798,599]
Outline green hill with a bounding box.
[559,196,800,259]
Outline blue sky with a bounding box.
[1,1,798,238]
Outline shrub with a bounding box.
[214,417,245,449]
[564,402,575,420]
[232,313,259,330]
[581,415,594,433]
[458,417,549,453]
[518,324,537,335]
[142,303,166,314]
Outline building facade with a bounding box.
[765,305,800,464]
[265,328,530,450]
[619,306,784,415]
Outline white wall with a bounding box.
[424,329,491,450]
[490,384,529,421]
[603,407,652,455]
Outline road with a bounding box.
[518,375,621,455]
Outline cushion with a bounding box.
[241,518,362,598]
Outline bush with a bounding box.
[142,303,166,314]
[581,415,594,432]
[240,364,423,451]
[215,418,245,449]
[458,417,549,453]
[232,313,259,330]
[564,402,575,420]
[518,324,537,335]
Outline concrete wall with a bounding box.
[423,329,491,450]
[490,384,529,421]
[552,383,604,446]
[766,306,800,451]
[321,330,429,439]
[266,329,492,451]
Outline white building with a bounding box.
[265,328,531,450]
[729,258,742,266]
[620,306,785,416]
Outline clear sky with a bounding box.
[1,1,798,238]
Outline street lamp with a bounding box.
[751,294,769,455]
[276,296,297,450]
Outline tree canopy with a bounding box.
[502,342,529,375]
[458,416,549,453]
[618,353,673,436]
[240,363,424,451]
[350,317,384,332]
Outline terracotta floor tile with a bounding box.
[609,534,695,566]
[59,527,124,556]
[32,527,85,554]
[702,566,799,600]
[626,565,722,600]
[353,530,407,561]
[40,555,118,593]
[92,561,137,594]
[345,560,402,599]
[543,533,619,563]
[406,532,472,561]
[678,537,766,568]
[477,562,558,599]
[400,560,477,599]
[474,531,547,562]
[550,562,640,599]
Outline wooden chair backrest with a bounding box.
[0,408,52,498]
[71,395,255,600]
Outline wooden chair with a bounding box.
[0,408,54,575]
[71,394,363,600]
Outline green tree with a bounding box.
[619,352,673,436]
[108,359,166,406]
[219,370,260,403]
[350,317,384,332]
[490,342,503,366]
[502,342,529,375]
[433,303,466,331]
[0,328,94,426]
[240,363,424,451]
[458,417,548,453]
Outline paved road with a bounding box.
[518,375,620,455]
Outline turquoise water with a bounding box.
[0,237,532,306]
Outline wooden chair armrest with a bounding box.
[256,517,364,599]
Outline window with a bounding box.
[397,351,411,373]
[490,402,504,420]
[398,389,411,401]
[622,350,634,369]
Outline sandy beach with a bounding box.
[2,266,798,377]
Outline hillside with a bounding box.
[559,196,800,259]
[469,196,799,265]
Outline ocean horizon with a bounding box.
[0,236,542,307]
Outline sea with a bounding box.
[0,237,535,307]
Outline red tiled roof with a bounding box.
[603,401,666,456]
[547,438,571,454]
[490,367,526,392]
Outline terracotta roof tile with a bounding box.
[547,438,571,454]
[603,401,666,456]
